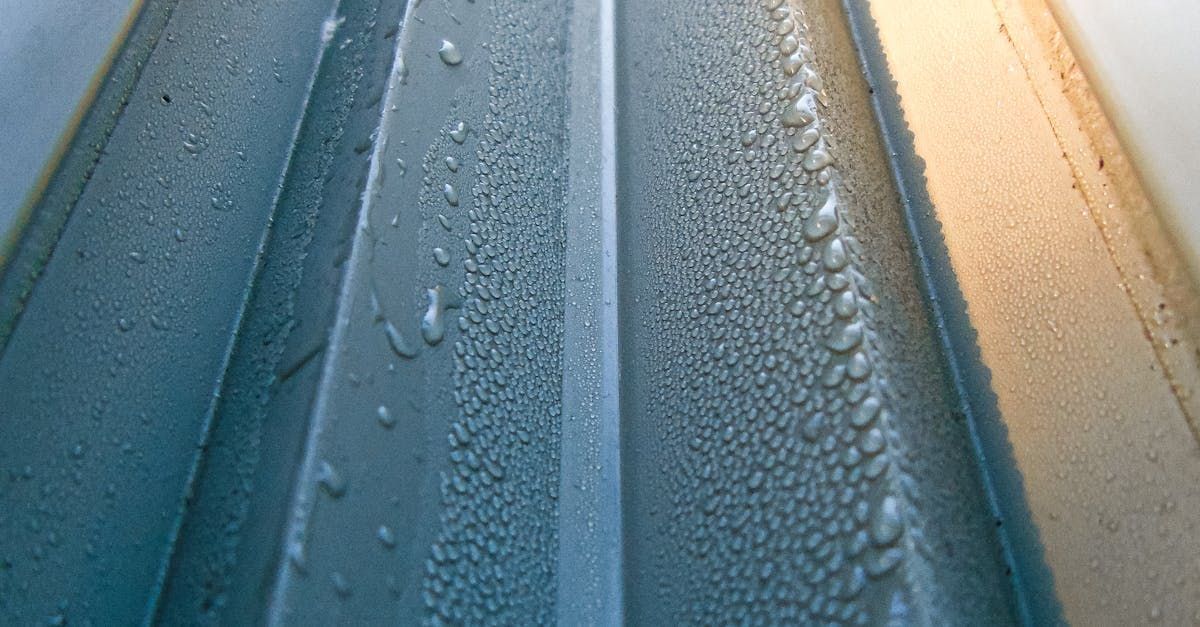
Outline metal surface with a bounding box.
[0,0,142,254]
[17,0,1200,623]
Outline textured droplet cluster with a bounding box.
[633,1,914,623]
[420,0,569,623]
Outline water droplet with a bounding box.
[871,496,903,546]
[287,540,307,572]
[320,15,345,44]
[378,525,397,548]
[377,405,396,428]
[803,142,833,171]
[834,291,858,319]
[868,547,904,577]
[793,127,820,152]
[183,134,205,154]
[317,460,347,498]
[823,238,848,271]
[847,352,871,380]
[781,94,816,128]
[395,54,408,84]
[827,322,863,353]
[443,183,459,206]
[438,40,463,66]
[803,189,838,241]
[422,286,448,345]
[852,397,881,428]
[860,428,885,456]
[450,121,469,144]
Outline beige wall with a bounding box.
[1050,0,1200,283]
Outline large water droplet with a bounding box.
[443,183,459,207]
[378,525,397,549]
[422,286,448,345]
[438,40,462,66]
[852,396,881,428]
[377,405,396,429]
[827,321,863,353]
[803,189,838,241]
[781,94,816,128]
[450,121,469,144]
[317,460,347,498]
[871,496,903,546]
